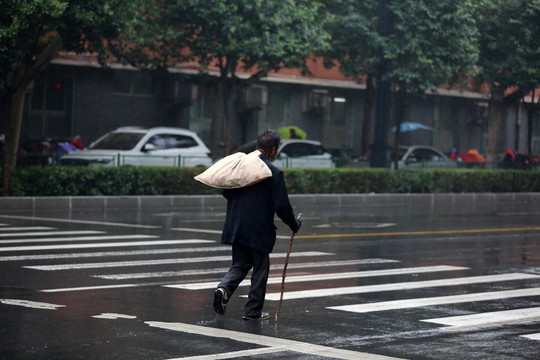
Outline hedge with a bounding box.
[9,166,540,196]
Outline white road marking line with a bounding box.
[0,299,65,310]
[0,226,55,232]
[146,321,407,360]
[421,306,540,330]
[0,243,220,261]
[328,287,540,314]
[95,259,399,280]
[25,251,332,271]
[0,234,151,244]
[0,239,205,252]
[0,214,160,229]
[95,268,233,280]
[265,272,536,301]
[42,283,145,292]
[0,230,105,240]
[172,228,223,234]
[168,347,289,359]
[92,313,137,319]
[173,265,468,291]
[521,333,540,340]
[173,227,290,239]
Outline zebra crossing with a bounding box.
[1,218,540,354]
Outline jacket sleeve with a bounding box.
[272,170,300,233]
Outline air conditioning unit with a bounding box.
[165,80,198,106]
[239,85,268,110]
[302,89,329,113]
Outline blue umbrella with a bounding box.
[392,122,433,132]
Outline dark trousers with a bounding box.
[218,242,270,317]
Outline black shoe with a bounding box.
[213,287,228,315]
[243,312,269,321]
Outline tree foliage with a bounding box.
[114,0,332,153]
[475,0,540,162]
[324,0,479,167]
[325,0,478,93]
[1,0,142,195]
[113,0,332,76]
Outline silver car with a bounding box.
[59,127,213,167]
[235,139,335,168]
[393,145,457,169]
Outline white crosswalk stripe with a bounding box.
[0,245,224,261]
[0,239,206,252]
[264,273,538,301]
[173,265,468,291]
[0,233,151,244]
[421,306,540,330]
[0,227,55,232]
[25,251,332,271]
[94,259,400,280]
[0,230,105,239]
[328,288,540,314]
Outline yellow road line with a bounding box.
[296,227,540,239]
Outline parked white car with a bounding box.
[235,139,335,168]
[392,145,458,169]
[59,127,213,167]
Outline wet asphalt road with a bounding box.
[1,195,540,360]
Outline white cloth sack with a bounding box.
[194,150,272,189]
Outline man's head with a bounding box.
[256,130,280,162]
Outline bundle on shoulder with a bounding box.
[194,150,271,189]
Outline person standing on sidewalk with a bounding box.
[213,130,302,320]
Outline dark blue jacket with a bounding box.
[220,153,300,253]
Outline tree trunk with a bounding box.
[523,89,538,170]
[392,92,407,170]
[1,35,63,196]
[2,89,26,196]
[486,86,506,168]
[361,75,374,157]
[210,80,225,157]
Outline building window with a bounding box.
[113,70,153,96]
[331,96,347,125]
[25,70,71,140]
[31,75,66,111]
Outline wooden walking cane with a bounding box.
[274,213,302,323]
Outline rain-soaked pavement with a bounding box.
[1,194,540,359]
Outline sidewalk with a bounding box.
[1,193,538,216]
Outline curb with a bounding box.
[0,193,538,216]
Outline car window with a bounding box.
[168,134,198,149]
[146,135,168,150]
[280,143,325,157]
[411,148,443,161]
[90,132,145,150]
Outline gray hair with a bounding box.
[256,130,281,152]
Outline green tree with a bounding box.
[1,0,141,195]
[475,0,540,167]
[324,0,478,168]
[323,0,378,158]
[115,0,331,155]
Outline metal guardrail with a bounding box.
[11,153,540,170]
[15,153,212,167]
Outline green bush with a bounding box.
[9,166,540,196]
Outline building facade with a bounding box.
[17,54,539,162]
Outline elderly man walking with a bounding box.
[213,130,302,320]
